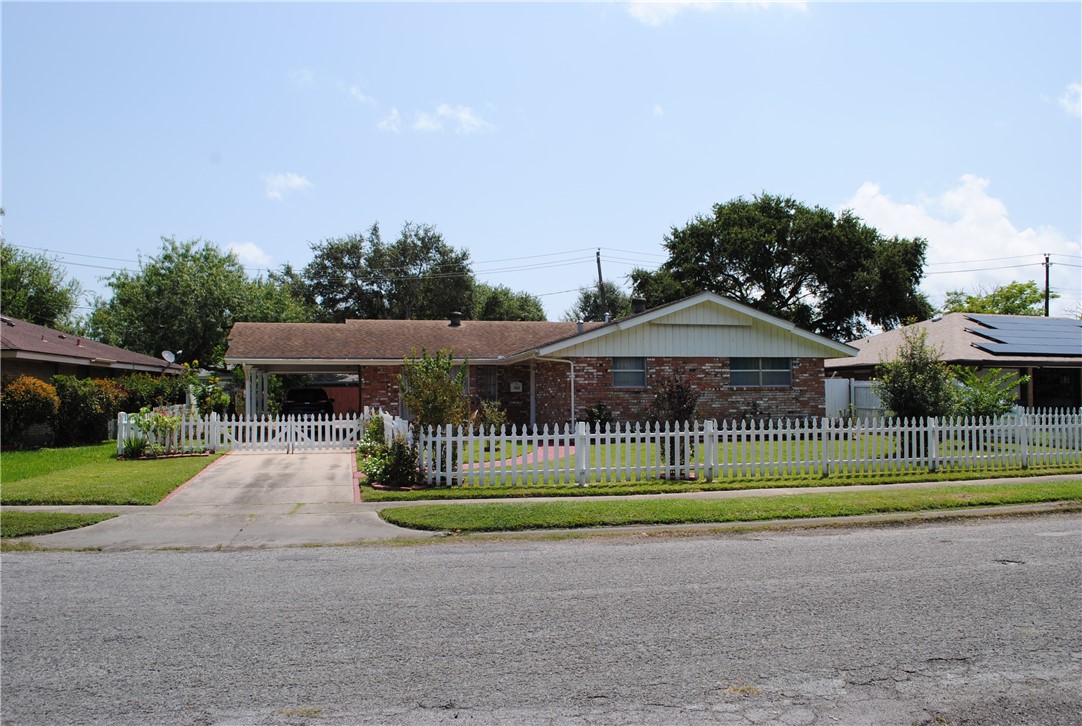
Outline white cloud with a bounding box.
[288,68,314,86]
[627,0,806,26]
[378,107,402,133]
[262,172,313,201]
[1058,82,1081,119]
[412,104,494,134]
[348,84,376,105]
[841,175,1081,315]
[228,242,272,266]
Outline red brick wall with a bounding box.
[360,365,402,415]
[359,357,826,425]
[532,356,825,425]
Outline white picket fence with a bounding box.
[416,411,1082,487]
[117,410,359,455]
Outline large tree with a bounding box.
[0,243,83,329]
[942,281,1054,316]
[470,283,546,321]
[303,222,475,322]
[89,237,312,365]
[630,193,933,341]
[562,281,632,322]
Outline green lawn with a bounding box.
[1,442,221,505]
[361,463,1082,501]
[379,480,1082,533]
[0,511,117,538]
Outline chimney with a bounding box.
[631,297,647,315]
[449,312,462,327]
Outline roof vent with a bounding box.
[631,297,647,315]
[577,320,585,334]
[449,312,462,327]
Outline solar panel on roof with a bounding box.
[963,315,1082,357]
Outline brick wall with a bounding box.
[533,356,825,425]
[359,357,826,425]
[360,365,402,415]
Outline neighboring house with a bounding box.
[0,315,180,381]
[825,313,1082,410]
[226,292,856,425]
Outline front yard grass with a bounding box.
[0,511,117,538]
[1,442,221,505]
[379,480,1082,533]
[360,463,1082,501]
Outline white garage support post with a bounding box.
[244,366,271,418]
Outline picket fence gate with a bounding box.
[416,411,1082,487]
[117,411,359,455]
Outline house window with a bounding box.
[613,357,646,388]
[478,366,498,401]
[731,357,792,387]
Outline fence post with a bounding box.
[575,421,588,486]
[1017,412,1030,469]
[703,419,716,482]
[820,418,830,477]
[928,417,938,473]
[116,413,126,456]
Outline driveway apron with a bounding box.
[21,452,434,551]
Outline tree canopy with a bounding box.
[0,243,83,329]
[562,281,632,322]
[89,237,314,366]
[942,281,1054,316]
[630,193,933,341]
[471,283,546,321]
[302,222,474,322]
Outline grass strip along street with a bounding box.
[1,511,118,538]
[1,442,222,506]
[378,480,1082,533]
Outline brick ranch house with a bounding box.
[225,292,857,426]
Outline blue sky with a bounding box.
[3,1,1080,323]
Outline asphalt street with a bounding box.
[2,513,1080,725]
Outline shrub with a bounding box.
[0,375,59,447]
[360,435,421,488]
[583,402,615,434]
[131,406,183,453]
[470,400,508,432]
[399,349,469,432]
[114,372,187,411]
[953,368,1027,419]
[645,372,701,468]
[873,328,957,420]
[95,378,130,421]
[121,433,148,459]
[52,375,110,446]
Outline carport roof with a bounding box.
[226,318,604,366]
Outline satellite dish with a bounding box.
[161,351,176,363]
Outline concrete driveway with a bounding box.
[19,452,435,551]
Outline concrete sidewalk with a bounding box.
[5,458,1079,551]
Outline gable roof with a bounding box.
[0,315,181,374]
[226,291,856,369]
[226,319,604,366]
[825,313,1082,372]
[531,291,857,359]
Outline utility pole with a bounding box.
[1044,253,1051,317]
[597,248,605,320]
